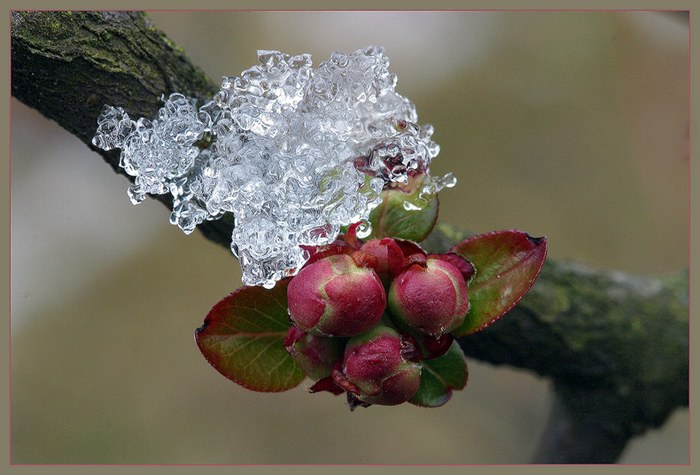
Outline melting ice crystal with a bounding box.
[93,46,455,288]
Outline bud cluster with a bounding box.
[285,226,474,408]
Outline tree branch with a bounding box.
[11,10,235,245]
[423,225,688,463]
[11,11,688,464]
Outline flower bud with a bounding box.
[288,254,386,337]
[367,173,439,243]
[355,238,405,285]
[429,252,475,284]
[388,257,469,336]
[401,331,454,361]
[300,239,356,266]
[284,327,345,381]
[334,324,421,406]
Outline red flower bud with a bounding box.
[288,254,386,337]
[356,238,405,285]
[393,238,427,261]
[401,331,454,361]
[301,240,355,266]
[428,252,475,284]
[284,327,345,381]
[334,324,421,406]
[388,257,469,336]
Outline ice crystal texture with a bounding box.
[93,46,454,288]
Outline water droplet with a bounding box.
[435,172,457,192]
[402,201,422,211]
[355,220,373,239]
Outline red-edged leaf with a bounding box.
[450,230,547,336]
[410,342,468,408]
[195,279,304,392]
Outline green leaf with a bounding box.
[368,175,438,242]
[410,342,468,407]
[451,230,547,336]
[195,279,305,392]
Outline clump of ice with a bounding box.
[93,46,454,288]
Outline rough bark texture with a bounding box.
[11,10,234,245]
[11,11,688,464]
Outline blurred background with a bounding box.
[11,11,688,463]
